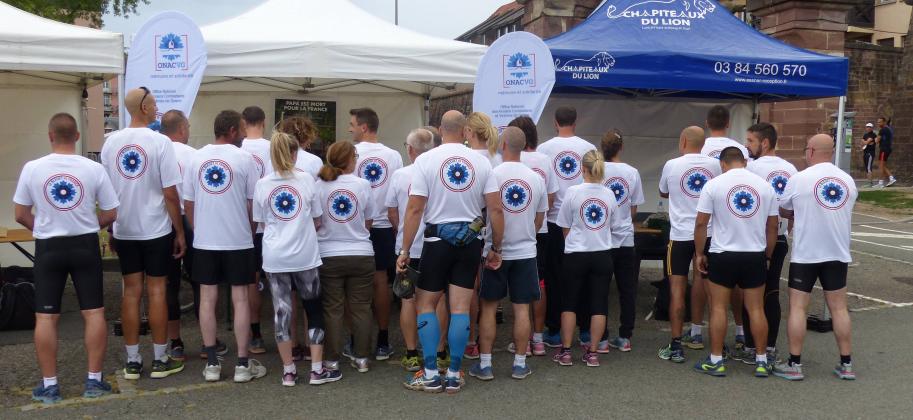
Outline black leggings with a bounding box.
[166,218,197,321]
[544,223,565,331]
[610,246,638,339]
[560,250,613,316]
[743,236,788,349]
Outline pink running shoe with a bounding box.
[552,349,573,366]
[531,341,547,356]
[596,340,611,354]
[464,343,480,360]
[583,351,600,367]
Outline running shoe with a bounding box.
[755,360,770,378]
[578,331,592,346]
[531,341,547,356]
[310,368,342,385]
[693,356,726,377]
[234,359,267,383]
[511,364,532,380]
[375,344,395,361]
[658,344,685,363]
[150,356,185,379]
[436,353,450,373]
[552,348,573,366]
[886,176,897,187]
[292,345,310,362]
[169,343,186,361]
[404,370,443,393]
[469,363,494,381]
[608,337,632,352]
[203,362,221,382]
[543,330,562,348]
[507,342,532,356]
[444,371,465,394]
[199,340,229,360]
[734,334,746,350]
[582,351,600,367]
[685,334,704,350]
[282,372,298,387]
[834,363,856,380]
[32,383,61,404]
[401,354,421,372]
[875,180,885,189]
[342,341,355,360]
[596,340,610,354]
[351,357,370,373]
[83,378,112,398]
[772,362,804,381]
[323,360,339,371]
[123,361,143,380]
[722,344,732,360]
[731,346,755,364]
[249,337,266,354]
[464,343,480,360]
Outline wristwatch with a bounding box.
[398,249,410,257]
[490,245,502,254]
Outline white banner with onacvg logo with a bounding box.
[125,10,207,125]
[472,31,555,130]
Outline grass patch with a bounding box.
[857,190,913,210]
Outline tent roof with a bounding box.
[201,0,486,90]
[546,0,848,100]
[0,2,123,78]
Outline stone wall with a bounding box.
[845,42,903,178]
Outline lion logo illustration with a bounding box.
[554,52,616,72]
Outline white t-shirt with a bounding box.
[410,143,498,225]
[13,154,120,239]
[315,174,375,258]
[701,136,750,160]
[536,136,597,223]
[252,171,322,272]
[603,162,645,247]
[355,141,403,228]
[241,138,272,178]
[520,150,560,234]
[489,162,548,260]
[659,153,722,241]
[747,155,798,236]
[295,151,323,178]
[472,148,503,168]
[557,183,619,254]
[182,144,259,250]
[696,168,777,253]
[172,142,196,214]
[386,165,424,257]
[100,127,182,240]
[781,162,857,264]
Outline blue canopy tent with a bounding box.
[546,0,848,100]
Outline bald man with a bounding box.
[774,134,858,381]
[469,127,547,382]
[100,88,186,380]
[399,110,504,393]
[657,126,721,364]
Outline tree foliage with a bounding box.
[6,0,149,27]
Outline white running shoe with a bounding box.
[234,359,267,383]
[203,363,221,382]
[886,177,897,187]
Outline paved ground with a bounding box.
[1,212,912,419]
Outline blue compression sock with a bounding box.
[448,313,471,373]
[417,312,440,372]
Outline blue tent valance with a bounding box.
[545,0,849,100]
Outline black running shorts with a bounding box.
[666,238,712,277]
[115,232,174,277]
[193,248,256,286]
[707,251,767,289]
[417,238,482,292]
[788,261,848,293]
[480,258,540,304]
[34,233,104,314]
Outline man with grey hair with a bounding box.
[386,128,447,372]
[399,110,504,393]
[469,127,546,382]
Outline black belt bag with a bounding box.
[424,220,482,248]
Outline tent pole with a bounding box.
[752,96,760,124]
[118,73,127,130]
[835,95,846,167]
[423,93,431,126]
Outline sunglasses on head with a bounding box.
[139,86,150,108]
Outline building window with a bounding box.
[877,37,895,47]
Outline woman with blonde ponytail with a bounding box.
[552,149,620,368]
[465,112,502,166]
[313,140,377,374]
[252,131,337,386]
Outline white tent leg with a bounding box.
[835,95,846,167]
[118,74,127,130]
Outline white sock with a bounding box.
[735,325,745,336]
[424,368,437,380]
[311,362,322,373]
[125,344,141,363]
[756,353,768,363]
[153,343,168,362]
[283,363,296,374]
[532,332,543,343]
[710,354,723,364]
[43,377,58,387]
[514,354,527,368]
[479,353,492,369]
[446,369,460,379]
[690,323,702,337]
[88,371,102,381]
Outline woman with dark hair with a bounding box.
[314,141,376,374]
[278,116,323,178]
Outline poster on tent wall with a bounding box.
[125,11,207,124]
[274,99,337,153]
[473,31,555,130]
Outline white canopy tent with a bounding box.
[0,2,123,264]
[189,0,485,151]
